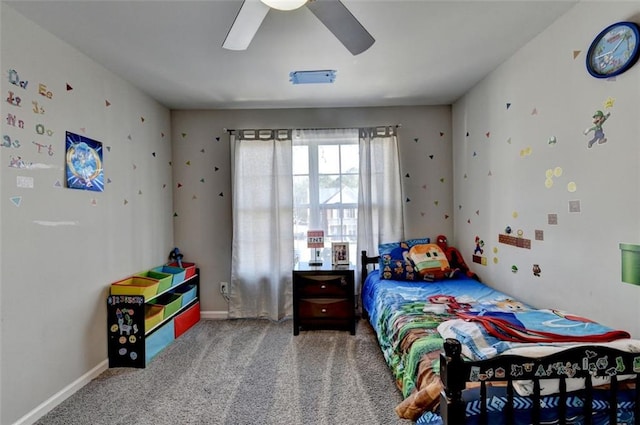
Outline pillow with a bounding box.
[378,237,430,281]
[380,258,418,281]
[377,237,430,256]
[407,243,451,280]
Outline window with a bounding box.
[293,129,359,265]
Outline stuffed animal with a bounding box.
[169,247,184,268]
[436,235,479,280]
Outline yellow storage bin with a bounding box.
[144,304,165,331]
[110,276,159,299]
[135,270,173,295]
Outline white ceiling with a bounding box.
[5,0,578,110]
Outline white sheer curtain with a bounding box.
[357,126,404,266]
[230,130,294,320]
[229,126,403,319]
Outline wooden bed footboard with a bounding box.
[440,338,640,424]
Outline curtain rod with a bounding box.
[224,124,401,134]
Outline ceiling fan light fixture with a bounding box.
[260,0,307,11]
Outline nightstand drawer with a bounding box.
[296,274,349,297]
[298,298,351,319]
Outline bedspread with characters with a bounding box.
[361,270,635,421]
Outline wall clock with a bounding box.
[586,21,640,78]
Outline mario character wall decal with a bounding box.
[471,235,488,266]
[584,110,610,148]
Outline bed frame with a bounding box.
[360,250,640,424]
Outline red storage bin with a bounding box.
[167,262,197,280]
[174,302,200,338]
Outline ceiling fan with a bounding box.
[222,0,375,55]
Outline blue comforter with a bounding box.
[362,270,631,421]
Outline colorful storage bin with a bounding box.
[110,276,159,299]
[146,320,175,364]
[170,284,197,308]
[174,302,200,338]
[152,293,183,320]
[152,265,186,287]
[166,261,197,279]
[135,270,173,294]
[144,304,165,331]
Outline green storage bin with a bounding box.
[153,293,183,319]
[152,265,186,287]
[136,270,173,294]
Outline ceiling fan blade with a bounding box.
[306,0,375,55]
[222,0,271,51]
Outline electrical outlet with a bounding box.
[220,281,229,295]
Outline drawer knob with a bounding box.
[321,308,327,313]
[320,284,326,289]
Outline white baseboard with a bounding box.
[13,312,227,425]
[13,359,108,425]
[201,310,228,320]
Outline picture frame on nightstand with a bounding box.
[331,242,349,265]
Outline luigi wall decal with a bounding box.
[584,110,610,148]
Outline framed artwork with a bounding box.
[65,131,104,192]
[332,242,349,265]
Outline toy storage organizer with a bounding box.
[107,266,200,368]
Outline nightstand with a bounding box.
[292,264,356,336]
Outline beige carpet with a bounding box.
[35,318,414,425]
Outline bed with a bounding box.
[360,249,640,424]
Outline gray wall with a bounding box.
[171,106,454,315]
[452,2,640,336]
[1,5,173,424]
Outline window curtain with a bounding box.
[357,126,404,277]
[230,130,294,320]
[229,126,402,319]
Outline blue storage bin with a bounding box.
[145,320,175,364]
[171,284,197,307]
[152,265,186,287]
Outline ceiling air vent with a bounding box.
[289,70,336,85]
